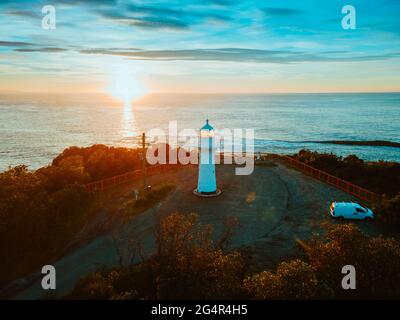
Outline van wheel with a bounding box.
[365,217,372,222]
[337,216,344,221]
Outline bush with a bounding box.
[133,183,175,209]
[68,213,245,300]
[305,224,400,299]
[375,194,400,228]
[52,144,141,182]
[0,162,90,283]
[0,144,149,284]
[293,149,400,196]
[68,216,400,300]
[243,260,319,299]
[154,213,244,299]
[69,264,155,300]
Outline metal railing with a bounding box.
[84,153,382,203]
[84,164,182,194]
[276,154,382,203]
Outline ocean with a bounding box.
[0,92,399,171]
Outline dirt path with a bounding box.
[13,162,383,299]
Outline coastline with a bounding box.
[1,142,400,173]
[298,140,400,148]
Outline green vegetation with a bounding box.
[68,213,400,300]
[306,223,400,299]
[68,213,245,299]
[293,150,400,197]
[292,149,400,227]
[52,144,141,181]
[243,260,319,299]
[0,145,143,285]
[132,183,175,211]
[246,223,400,299]
[311,140,400,148]
[0,164,89,284]
[374,194,400,229]
[2,145,399,298]
[292,149,400,196]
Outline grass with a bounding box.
[135,183,175,207]
[123,183,176,218]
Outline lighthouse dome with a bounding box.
[200,119,214,131]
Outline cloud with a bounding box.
[6,10,41,19]
[79,48,294,63]
[79,47,400,64]
[58,0,116,4]
[14,47,68,52]
[98,8,189,30]
[0,41,33,47]
[114,17,188,30]
[2,0,232,32]
[263,7,303,16]
[124,18,189,30]
[0,40,67,53]
[97,1,232,30]
[201,0,236,6]
[127,4,183,17]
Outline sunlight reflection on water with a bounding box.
[121,102,136,138]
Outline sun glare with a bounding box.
[107,68,147,106]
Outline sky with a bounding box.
[0,0,400,95]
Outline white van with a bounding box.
[330,202,374,221]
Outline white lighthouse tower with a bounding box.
[193,119,221,197]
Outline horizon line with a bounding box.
[1,90,400,95]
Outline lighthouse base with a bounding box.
[193,188,222,198]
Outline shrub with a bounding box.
[292,149,400,196]
[0,144,147,283]
[68,216,400,300]
[52,144,141,181]
[305,224,400,299]
[153,213,244,299]
[68,213,245,300]
[68,264,155,300]
[133,183,175,209]
[243,260,319,299]
[374,193,400,228]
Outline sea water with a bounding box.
[0,92,399,170]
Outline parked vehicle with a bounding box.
[330,202,374,221]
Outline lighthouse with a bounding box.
[193,119,221,197]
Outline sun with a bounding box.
[107,68,147,106]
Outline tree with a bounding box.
[152,213,244,299]
[243,260,319,299]
[68,213,245,300]
[293,149,400,196]
[305,224,400,299]
[375,193,400,228]
[0,144,144,283]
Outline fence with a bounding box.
[84,153,381,203]
[84,164,183,194]
[275,154,382,203]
